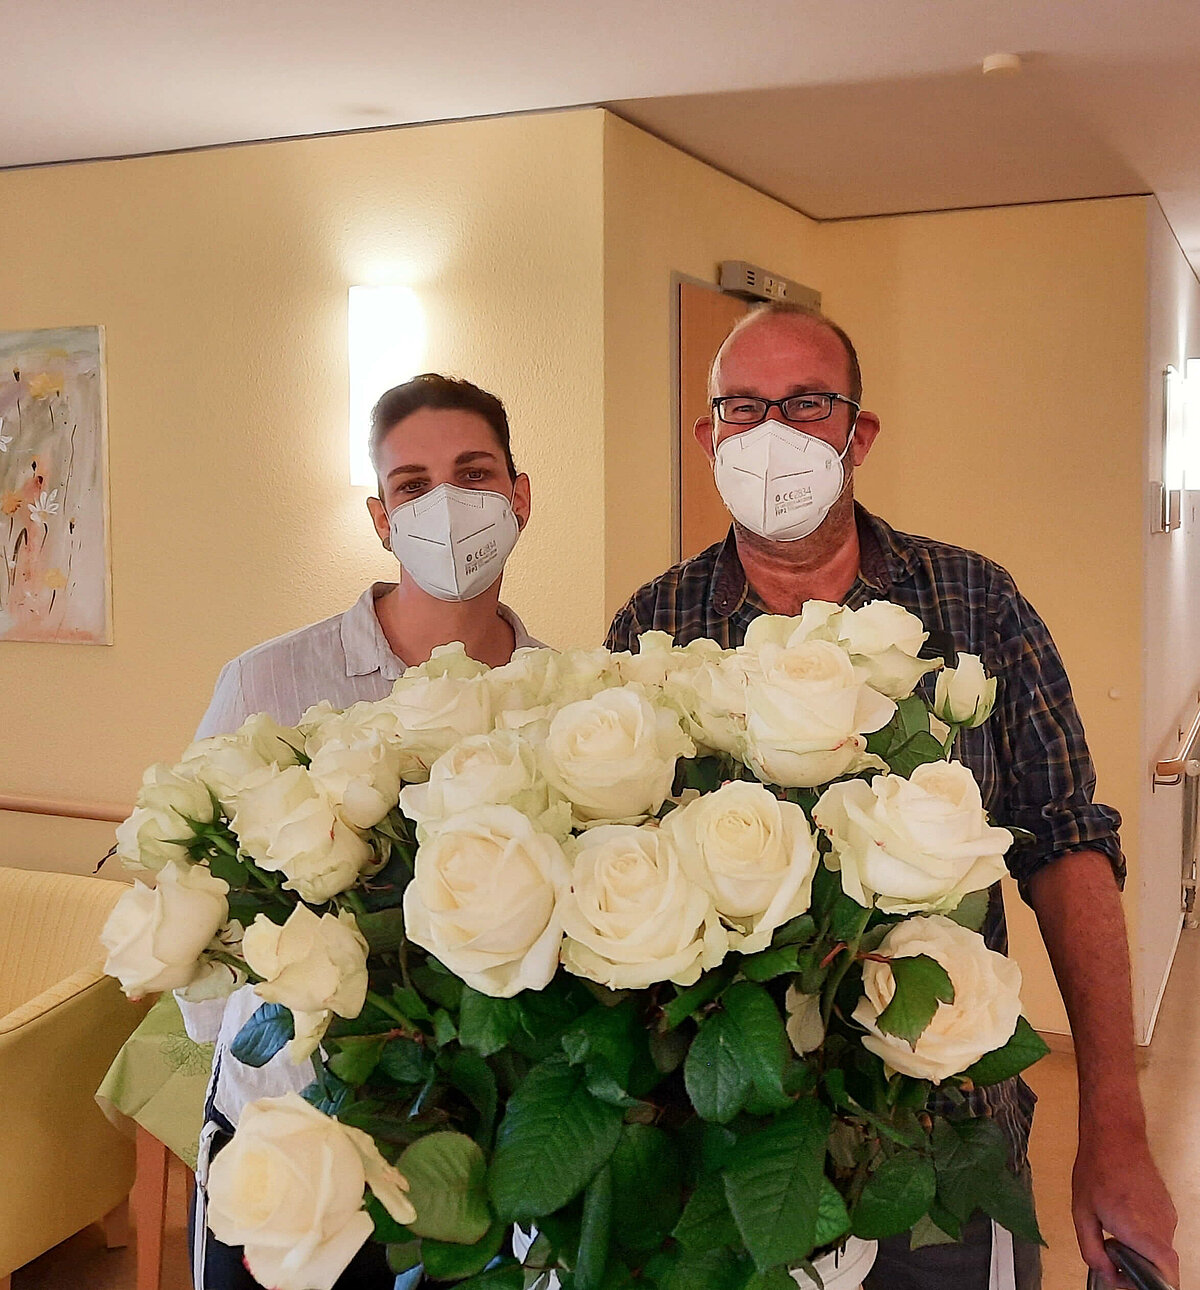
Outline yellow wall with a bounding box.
[601,115,822,617]
[0,109,606,873]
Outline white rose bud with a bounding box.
[232,765,371,903]
[837,600,942,701]
[933,653,998,729]
[102,861,229,998]
[813,762,1012,914]
[113,763,215,872]
[784,986,825,1055]
[743,601,844,649]
[403,805,571,998]
[399,731,572,841]
[180,714,301,805]
[206,1092,415,1290]
[742,640,895,788]
[308,728,408,830]
[384,667,493,768]
[661,780,818,953]
[561,825,729,989]
[243,906,369,1061]
[540,686,694,825]
[853,915,1023,1082]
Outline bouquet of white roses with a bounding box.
[102,600,1040,1290]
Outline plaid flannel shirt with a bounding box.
[606,505,1124,1166]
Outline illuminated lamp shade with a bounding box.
[348,286,426,486]
[1186,357,1200,488]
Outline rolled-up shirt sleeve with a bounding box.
[988,576,1124,901]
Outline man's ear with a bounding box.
[849,411,880,469]
[366,494,391,550]
[693,416,716,464]
[512,473,532,530]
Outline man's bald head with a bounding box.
[709,303,863,405]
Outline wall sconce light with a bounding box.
[348,285,426,487]
[1156,364,1185,532]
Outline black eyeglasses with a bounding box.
[711,393,860,426]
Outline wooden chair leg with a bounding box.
[103,1195,130,1248]
[133,1125,170,1290]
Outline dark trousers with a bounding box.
[864,1211,1042,1290]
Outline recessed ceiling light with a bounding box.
[982,53,1022,76]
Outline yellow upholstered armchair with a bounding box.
[0,866,149,1286]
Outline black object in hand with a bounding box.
[1103,1237,1176,1290]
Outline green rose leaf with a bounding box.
[453,1261,527,1290]
[445,1050,499,1148]
[738,944,802,982]
[768,913,817,947]
[488,1057,624,1221]
[608,1124,684,1255]
[229,1002,293,1068]
[886,731,948,778]
[685,982,789,1123]
[653,1247,745,1290]
[576,1163,613,1290]
[379,1036,434,1085]
[814,1177,852,1250]
[723,1098,831,1269]
[354,906,408,952]
[909,1213,959,1249]
[973,1167,1045,1247]
[399,1130,492,1244]
[561,999,642,1088]
[327,1034,387,1086]
[851,1150,937,1240]
[671,1173,740,1255]
[961,1017,1049,1086]
[875,954,955,1046]
[421,1221,509,1280]
[459,989,528,1057]
[930,1116,1007,1223]
[945,889,990,933]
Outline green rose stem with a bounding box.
[820,905,873,1028]
[340,889,368,916]
[367,990,410,1026]
[209,949,262,983]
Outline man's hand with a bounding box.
[1027,851,1178,1288]
[1073,1118,1177,1287]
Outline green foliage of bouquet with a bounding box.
[102,600,1043,1290]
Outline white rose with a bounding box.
[403,805,571,998]
[661,780,818,953]
[741,640,895,787]
[308,728,409,829]
[403,640,490,680]
[784,986,825,1055]
[560,825,728,989]
[231,765,371,903]
[399,731,572,841]
[112,763,216,872]
[837,600,941,701]
[384,668,493,768]
[181,713,301,804]
[743,601,844,649]
[243,906,369,1061]
[667,654,748,757]
[540,685,694,824]
[853,915,1023,1082]
[813,762,1012,914]
[491,646,622,732]
[206,1092,415,1290]
[101,861,229,998]
[933,654,998,728]
[614,632,726,691]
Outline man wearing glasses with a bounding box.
[605,303,1178,1289]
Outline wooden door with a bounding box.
[678,282,750,561]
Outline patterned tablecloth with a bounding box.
[96,992,212,1169]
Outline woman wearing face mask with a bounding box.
[186,373,543,1290]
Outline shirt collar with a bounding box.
[707,504,914,619]
[340,582,542,678]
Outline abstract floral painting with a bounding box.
[0,326,110,644]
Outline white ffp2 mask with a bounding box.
[712,418,856,541]
[388,483,521,601]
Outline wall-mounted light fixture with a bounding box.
[1156,364,1185,532]
[348,285,426,487]
[1186,357,1200,490]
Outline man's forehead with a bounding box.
[712,316,850,393]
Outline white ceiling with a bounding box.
[4,0,1200,269]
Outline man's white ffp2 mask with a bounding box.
[388,482,520,601]
[712,418,856,542]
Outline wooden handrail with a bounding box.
[0,793,130,824]
[1155,698,1200,784]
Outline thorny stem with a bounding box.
[367,990,409,1026]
